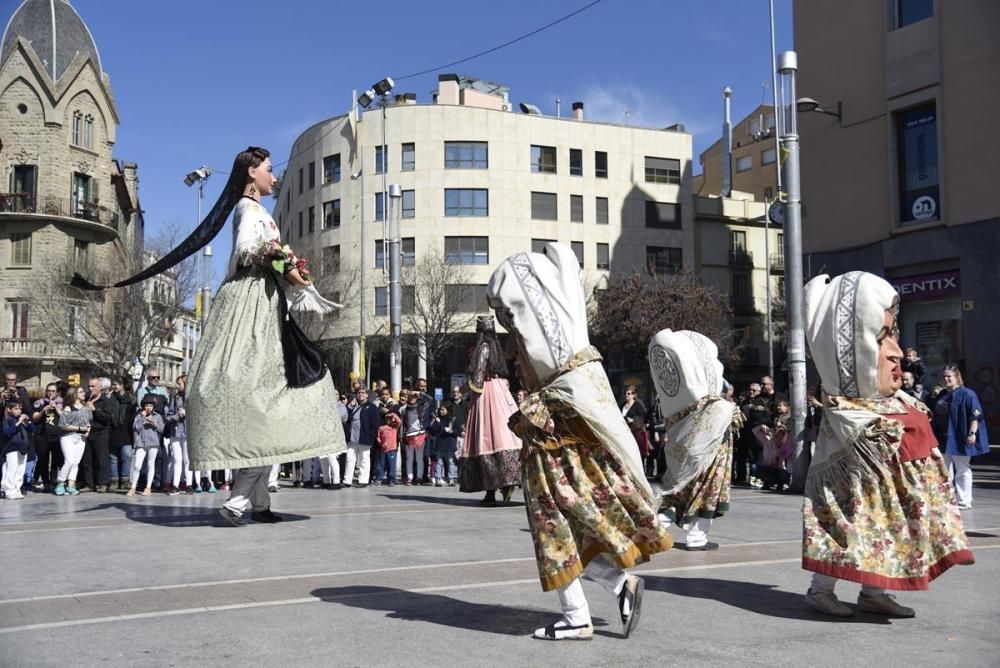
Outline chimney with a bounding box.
[572,101,584,121]
[722,87,733,198]
[437,73,460,105]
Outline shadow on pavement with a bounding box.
[643,576,892,624]
[310,585,605,635]
[73,502,311,527]
[376,493,524,509]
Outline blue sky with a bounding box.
[6,0,792,278]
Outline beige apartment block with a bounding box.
[694,194,782,384]
[694,104,779,203]
[276,74,695,381]
[794,0,999,391]
[0,0,141,389]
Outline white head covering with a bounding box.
[648,329,736,494]
[486,244,589,382]
[803,271,898,399]
[487,242,652,499]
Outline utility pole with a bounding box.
[388,184,402,395]
[777,51,809,492]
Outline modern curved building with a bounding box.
[278,74,695,382]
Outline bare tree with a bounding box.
[32,223,197,379]
[588,269,738,367]
[298,256,365,374]
[402,248,476,380]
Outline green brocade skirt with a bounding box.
[187,268,346,470]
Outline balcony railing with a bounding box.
[770,253,785,273]
[730,295,757,315]
[1,194,120,230]
[728,249,754,267]
[0,338,78,359]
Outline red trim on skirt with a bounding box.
[802,549,975,591]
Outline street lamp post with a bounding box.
[777,51,809,492]
[388,184,403,395]
[184,166,213,333]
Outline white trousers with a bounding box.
[344,444,370,485]
[556,556,628,625]
[130,447,159,490]
[2,451,27,494]
[944,454,973,507]
[810,573,883,596]
[269,464,280,486]
[58,433,87,483]
[319,453,341,484]
[167,439,190,488]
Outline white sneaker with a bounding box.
[805,589,853,617]
[5,490,24,500]
[532,619,593,641]
[857,592,915,617]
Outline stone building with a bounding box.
[694,103,779,203]
[0,0,142,389]
[278,74,695,384]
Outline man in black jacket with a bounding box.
[108,378,137,489]
[343,388,381,487]
[80,377,114,492]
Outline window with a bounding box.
[323,199,341,228]
[444,141,488,169]
[761,148,777,165]
[72,112,93,149]
[10,232,31,266]
[375,286,415,316]
[375,145,387,174]
[308,162,316,189]
[645,157,681,184]
[323,153,341,184]
[285,192,290,213]
[445,189,488,217]
[6,301,29,339]
[69,304,84,342]
[531,192,558,220]
[569,148,583,176]
[444,236,489,265]
[322,245,341,274]
[731,274,753,311]
[401,143,415,172]
[571,241,584,268]
[764,113,776,130]
[11,165,37,212]
[748,118,761,136]
[298,211,303,238]
[595,151,608,178]
[308,206,316,234]
[402,189,415,219]
[298,168,303,194]
[596,243,610,270]
[596,197,609,225]
[897,102,939,223]
[645,201,681,229]
[71,173,93,216]
[73,239,89,268]
[375,238,416,268]
[730,230,747,251]
[445,284,489,313]
[895,0,933,28]
[646,246,682,274]
[570,195,584,223]
[531,238,557,254]
[375,192,385,221]
[736,155,753,172]
[531,145,557,173]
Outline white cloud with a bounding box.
[564,83,712,137]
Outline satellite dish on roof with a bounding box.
[519,102,541,115]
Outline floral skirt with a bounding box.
[660,436,733,525]
[803,454,974,590]
[522,439,674,592]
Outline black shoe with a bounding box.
[218,507,245,527]
[303,481,315,488]
[679,541,719,551]
[618,575,645,638]
[251,508,284,523]
[331,483,343,490]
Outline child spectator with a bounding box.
[2,399,36,499]
[375,411,401,486]
[128,397,164,497]
[428,404,460,486]
[752,398,794,491]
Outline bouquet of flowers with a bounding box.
[256,239,312,283]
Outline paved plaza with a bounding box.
[2,455,999,668]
